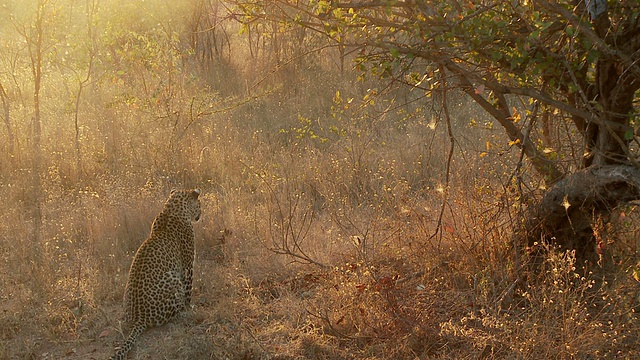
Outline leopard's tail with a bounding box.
[110,323,146,360]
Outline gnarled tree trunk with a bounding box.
[523,2,640,262]
[523,165,640,262]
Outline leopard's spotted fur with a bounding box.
[110,189,201,360]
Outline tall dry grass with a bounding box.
[2,73,639,358]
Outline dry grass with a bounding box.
[2,119,639,359]
[2,79,640,358]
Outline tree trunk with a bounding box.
[523,165,640,262]
[521,4,640,264]
[0,82,15,154]
[27,0,46,256]
[582,32,639,166]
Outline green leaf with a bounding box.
[586,49,600,63]
[565,26,574,37]
[624,130,635,140]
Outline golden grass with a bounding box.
[3,144,639,359]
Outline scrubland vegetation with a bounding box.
[1,1,639,359]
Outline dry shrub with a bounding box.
[438,244,639,359]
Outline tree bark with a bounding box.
[523,165,640,262]
[25,0,47,253]
[583,11,639,167]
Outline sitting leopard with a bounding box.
[110,189,202,360]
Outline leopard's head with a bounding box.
[166,189,202,222]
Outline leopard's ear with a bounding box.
[170,188,177,195]
[192,189,201,198]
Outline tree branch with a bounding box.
[534,0,640,79]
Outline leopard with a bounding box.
[110,188,202,360]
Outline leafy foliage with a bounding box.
[235,0,640,179]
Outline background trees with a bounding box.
[234,0,640,260]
